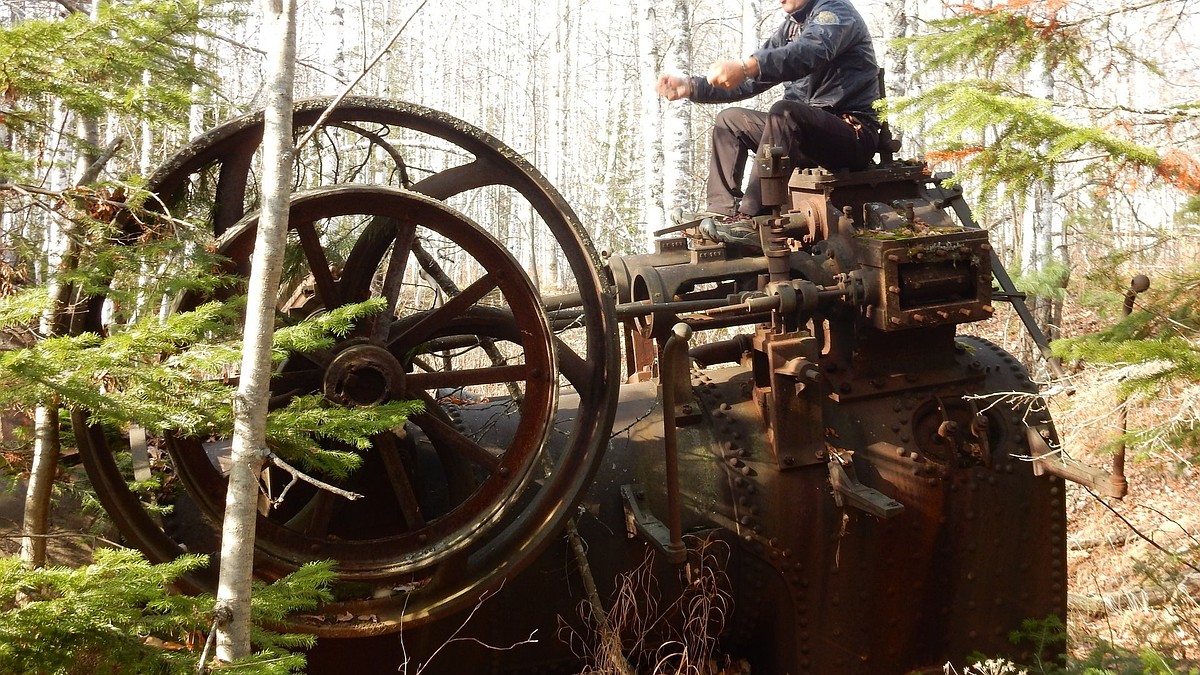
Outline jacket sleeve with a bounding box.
[686,30,780,104]
[751,3,860,84]
[688,75,775,104]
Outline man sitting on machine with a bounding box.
[655,0,882,247]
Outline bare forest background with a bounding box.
[3,0,1200,669]
[5,0,1199,313]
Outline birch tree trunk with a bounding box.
[19,100,64,567]
[660,0,692,220]
[1018,59,1063,366]
[882,0,908,99]
[20,89,98,568]
[741,0,761,56]
[214,0,297,661]
[317,0,346,92]
[637,0,664,249]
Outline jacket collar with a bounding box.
[789,0,817,23]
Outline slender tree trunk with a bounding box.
[188,1,209,140]
[318,0,346,92]
[660,0,692,219]
[20,98,96,568]
[902,0,925,156]
[637,0,663,249]
[20,402,58,567]
[214,0,297,661]
[1019,60,1061,367]
[741,0,761,56]
[882,0,908,99]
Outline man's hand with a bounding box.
[655,73,692,101]
[706,57,759,89]
[706,60,743,89]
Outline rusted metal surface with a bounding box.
[75,100,619,637]
[657,323,693,563]
[78,99,1077,672]
[597,162,1070,674]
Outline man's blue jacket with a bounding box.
[689,0,880,124]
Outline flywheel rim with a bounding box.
[75,99,620,634]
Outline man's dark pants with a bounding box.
[707,100,878,216]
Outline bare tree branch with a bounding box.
[77,136,125,185]
[53,0,83,15]
[263,450,364,503]
[1085,486,1200,575]
[292,0,430,151]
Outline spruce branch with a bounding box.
[891,81,1166,201]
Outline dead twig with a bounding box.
[292,0,431,152]
[1085,486,1200,575]
[1068,573,1200,617]
[401,582,537,674]
[262,450,363,504]
[566,517,635,675]
[77,136,125,185]
[196,604,231,674]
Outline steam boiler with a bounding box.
[75,99,1079,674]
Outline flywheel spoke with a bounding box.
[271,367,323,393]
[370,222,417,345]
[293,220,342,309]
[411,410,501,473]
[407,363,527,393]
[374,432,426,530]
[410,160,496,200]
[553,336,589,390]
[213,144,254,236]
[284,490,336,538]
[394,274,499,349]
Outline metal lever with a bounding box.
[1027,427,1127,499]
[828,456,905,519]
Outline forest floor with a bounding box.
[0,464,108,567]
[982,298,1200,669]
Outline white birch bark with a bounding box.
[1022,60,1063,349]
[660,0,692,223]
[214,0,297,661]
[20,96,88,568]
[1020,61,1055,278]
[882,0,907,99]
[188,1,209,140]
[902,0,926,157]
[20,403,58,568]
[741,0,762,56]
[317,0,347,92]
[637,0,664,250]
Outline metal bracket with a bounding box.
[827,456,905,519]
[621,484,687,564]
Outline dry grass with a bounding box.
[561,535,748,675]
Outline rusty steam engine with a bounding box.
[75,99,1085,674]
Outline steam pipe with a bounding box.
[659,322,693,564]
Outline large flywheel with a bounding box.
[75,99,619,636]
